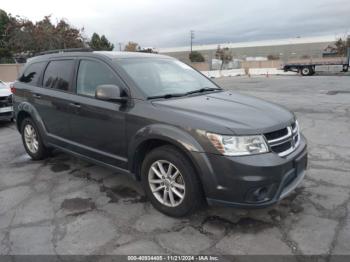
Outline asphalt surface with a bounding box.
[0,75,350,256]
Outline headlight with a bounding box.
[207,133,269,156]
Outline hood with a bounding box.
[152,91,294,135]
[0,87,11,97]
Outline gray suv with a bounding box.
[13,50,307,217]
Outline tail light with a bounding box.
[10,83,16,94]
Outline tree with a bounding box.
[189,51,205,62]
[0,9,10,46]
[89,33,101,50]
[0,9,13,63]
[124,41,140,52]
[4,15,35,55]
[0,47,13,63]
[333,37,350,57]
[89,33,114,51]
[1,13,86,62]
[215,45,233,70]
[100,35,114,51]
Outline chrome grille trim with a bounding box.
[267,126,292,145]
[265,121,300,157]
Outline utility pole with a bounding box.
[118,42,122,51]
[190,30,195,53]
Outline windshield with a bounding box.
[117,58,220,97]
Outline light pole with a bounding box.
[190,30,195,53]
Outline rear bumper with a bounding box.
[192,135,308,208]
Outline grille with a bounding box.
[0,112,12,116]
[0,95,12,108]
[264,121,300,157]
[264,128,288,141]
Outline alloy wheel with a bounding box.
[148,160,186,207]
[24,124,39,154]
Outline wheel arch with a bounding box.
[128,124,205,182]
[16,102,48,143]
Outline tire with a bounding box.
[141,145,203,217]
[300,67,312,76]
[21,118,49,160]
[343,65,349,72]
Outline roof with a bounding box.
[159,35,337,53]
[94,51,171,59]
[27,51,172,64]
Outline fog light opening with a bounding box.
[253,187,268,202]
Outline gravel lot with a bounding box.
[0,75,349,256]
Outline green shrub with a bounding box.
[189,51,205,62]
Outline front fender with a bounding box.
[127,124,220,196]
[128,124,205,160]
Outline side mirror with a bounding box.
[95,84,127,103]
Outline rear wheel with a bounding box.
[343,65,349,72]
[141,145,203,217]
[300,66,312,76]
[21,118,49,160]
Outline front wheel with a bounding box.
[21,118,49,160]
[141,145,204,217]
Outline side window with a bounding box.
[43,60,75,92]
[18,62,46,86]
[76,60,121,97]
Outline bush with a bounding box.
[267,54,280,60]
[189,51,205,62]
[0,47,14,64]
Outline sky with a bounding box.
[1,0,350,49]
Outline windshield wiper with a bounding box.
[186,87,222,95]
[147,87,222,100]
[147,93,187,100]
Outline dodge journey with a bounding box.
[13,50,307,217]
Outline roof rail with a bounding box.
[35,48,93,56]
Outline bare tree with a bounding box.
[124,41,140,52]
[333,37,350,57]
[215,45,233,70]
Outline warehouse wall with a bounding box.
[0,64,23,82]
[162,41,332,68]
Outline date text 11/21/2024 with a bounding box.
[127,255,219,261]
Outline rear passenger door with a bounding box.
[69,58,128,168]
[34,59,76,142]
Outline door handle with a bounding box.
[69,102,81,108]
[32,93,41,98]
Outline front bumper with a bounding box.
[192,135,307,208]
[0,111,14,121]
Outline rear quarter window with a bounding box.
[18,62,46,86]
[43,60,75,92]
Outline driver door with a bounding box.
[69,58,128,168]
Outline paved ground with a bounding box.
[0,75,350,256]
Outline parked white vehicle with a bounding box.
[0,80,14,122]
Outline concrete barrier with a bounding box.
[201,69,245,78]
[248,68,297,76]
[201,70,221,78]
[221,69,246,77]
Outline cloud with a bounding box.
[1,0,349,48]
